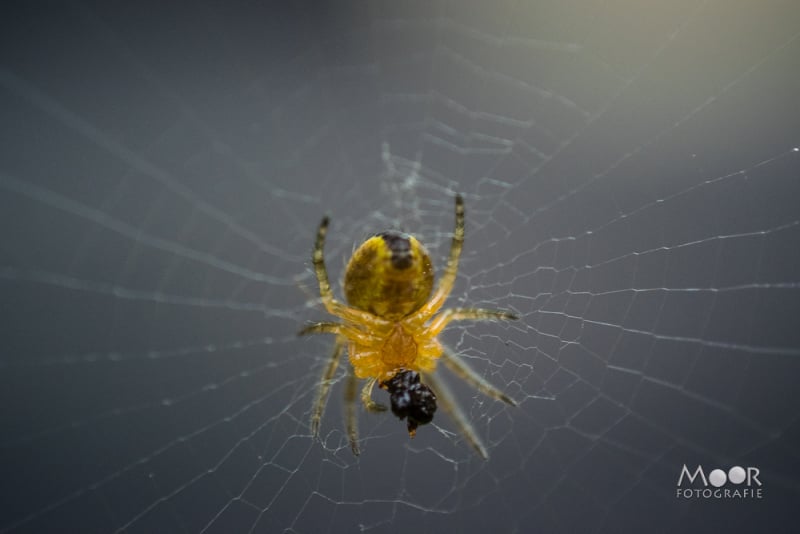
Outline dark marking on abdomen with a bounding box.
[377,231,413,270]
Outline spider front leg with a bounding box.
[424,371,489,460]
[309,336,345,439]
[300,324,382,447]
[345,371,360,455]
[441,346,517,406]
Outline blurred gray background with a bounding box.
[1,1,799,533]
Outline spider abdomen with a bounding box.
[344,231,434,320]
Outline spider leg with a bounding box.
[360,377,387,412]
[441,346,517,406]
[310,336,345,439]
[410,194,465,322]
[344,370,360,455]
[424,372,488,460]
[312,216,336,304]
[299,324,386,356]
[297,322,341,336]
[427,307,517,337]
[311,215,391,328]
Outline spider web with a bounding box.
[1,1,799,533]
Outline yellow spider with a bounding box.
[300,194,517,458]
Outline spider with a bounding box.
[299,194,517,459]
